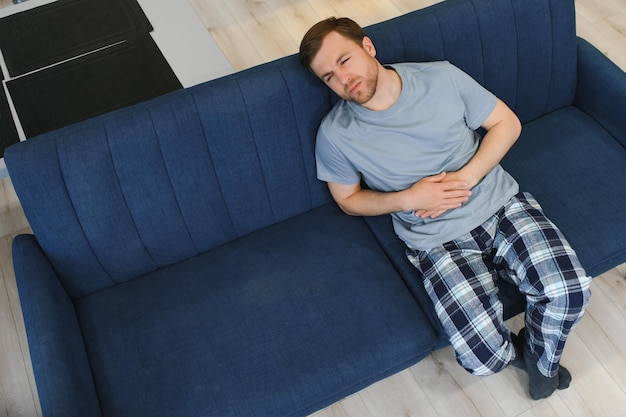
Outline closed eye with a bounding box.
[322,55,351,83]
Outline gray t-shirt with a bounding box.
[316,61,519,250]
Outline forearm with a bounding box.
[460,126,520,186]
[329,172,471,217]
[334,188,406,216]
[455,99,521,187]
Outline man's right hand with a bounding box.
[407,172,471,219]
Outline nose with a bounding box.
[337,68,351,86]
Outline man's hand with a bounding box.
[411,172,471,219]
[327,171,471,218]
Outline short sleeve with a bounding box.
[448,64,497,130]
[315,124,361,185]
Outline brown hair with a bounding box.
[299,17,366,72]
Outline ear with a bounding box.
[362,36,377,57]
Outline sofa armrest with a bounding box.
[574,37,626,147]
[12,234,102,417]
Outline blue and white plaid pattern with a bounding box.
[407,192,592,377]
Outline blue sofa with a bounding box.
[5,0,626,416]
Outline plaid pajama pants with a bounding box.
[406,192,592,377]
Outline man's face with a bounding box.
[310,31,380,105]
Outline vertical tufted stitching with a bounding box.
[148,107,200,255]
[508,0,519,110]
[277,65,317,210]
[543,0,555,115]
[56,130,120,285]
[103,120,159,269]
[190,93,238,242]
[395,24,407,63]
[507,0,521,113]
[467,0,486,85]
[193,77,277,238]
[190,94,237,246]
[235,78,277,224]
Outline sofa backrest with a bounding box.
[6,59,334,297]
[5,0,578,298]
[368,0,577,123]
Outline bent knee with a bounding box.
[542,273,592,319]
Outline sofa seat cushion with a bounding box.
[502,105,626,276]
[75,203,436,417]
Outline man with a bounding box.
[299,17,592,400]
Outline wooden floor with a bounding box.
[1,0,626,416]
[188,0,626,72]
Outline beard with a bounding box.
[345,60,379,105]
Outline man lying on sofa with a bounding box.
[299,17,592,400]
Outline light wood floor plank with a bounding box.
[265,0,322,48]
[411,350,485,417]
[314,0,372,28]
[556,329,626,417]
[389,0,441,15]
[516,399,567,417]
[0,234,39,417]
[344,0,403,26]
[576,10,626,70]
[302,0,338,23]
[542,395,576,417]
[358,368,439,416]
[310,393,372,417]
[575,0,621,23]
[0,178,28,238]
[190,0,266,70]
[218,0,299,64]
[429,347,507,417]
[480,362,533,416]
